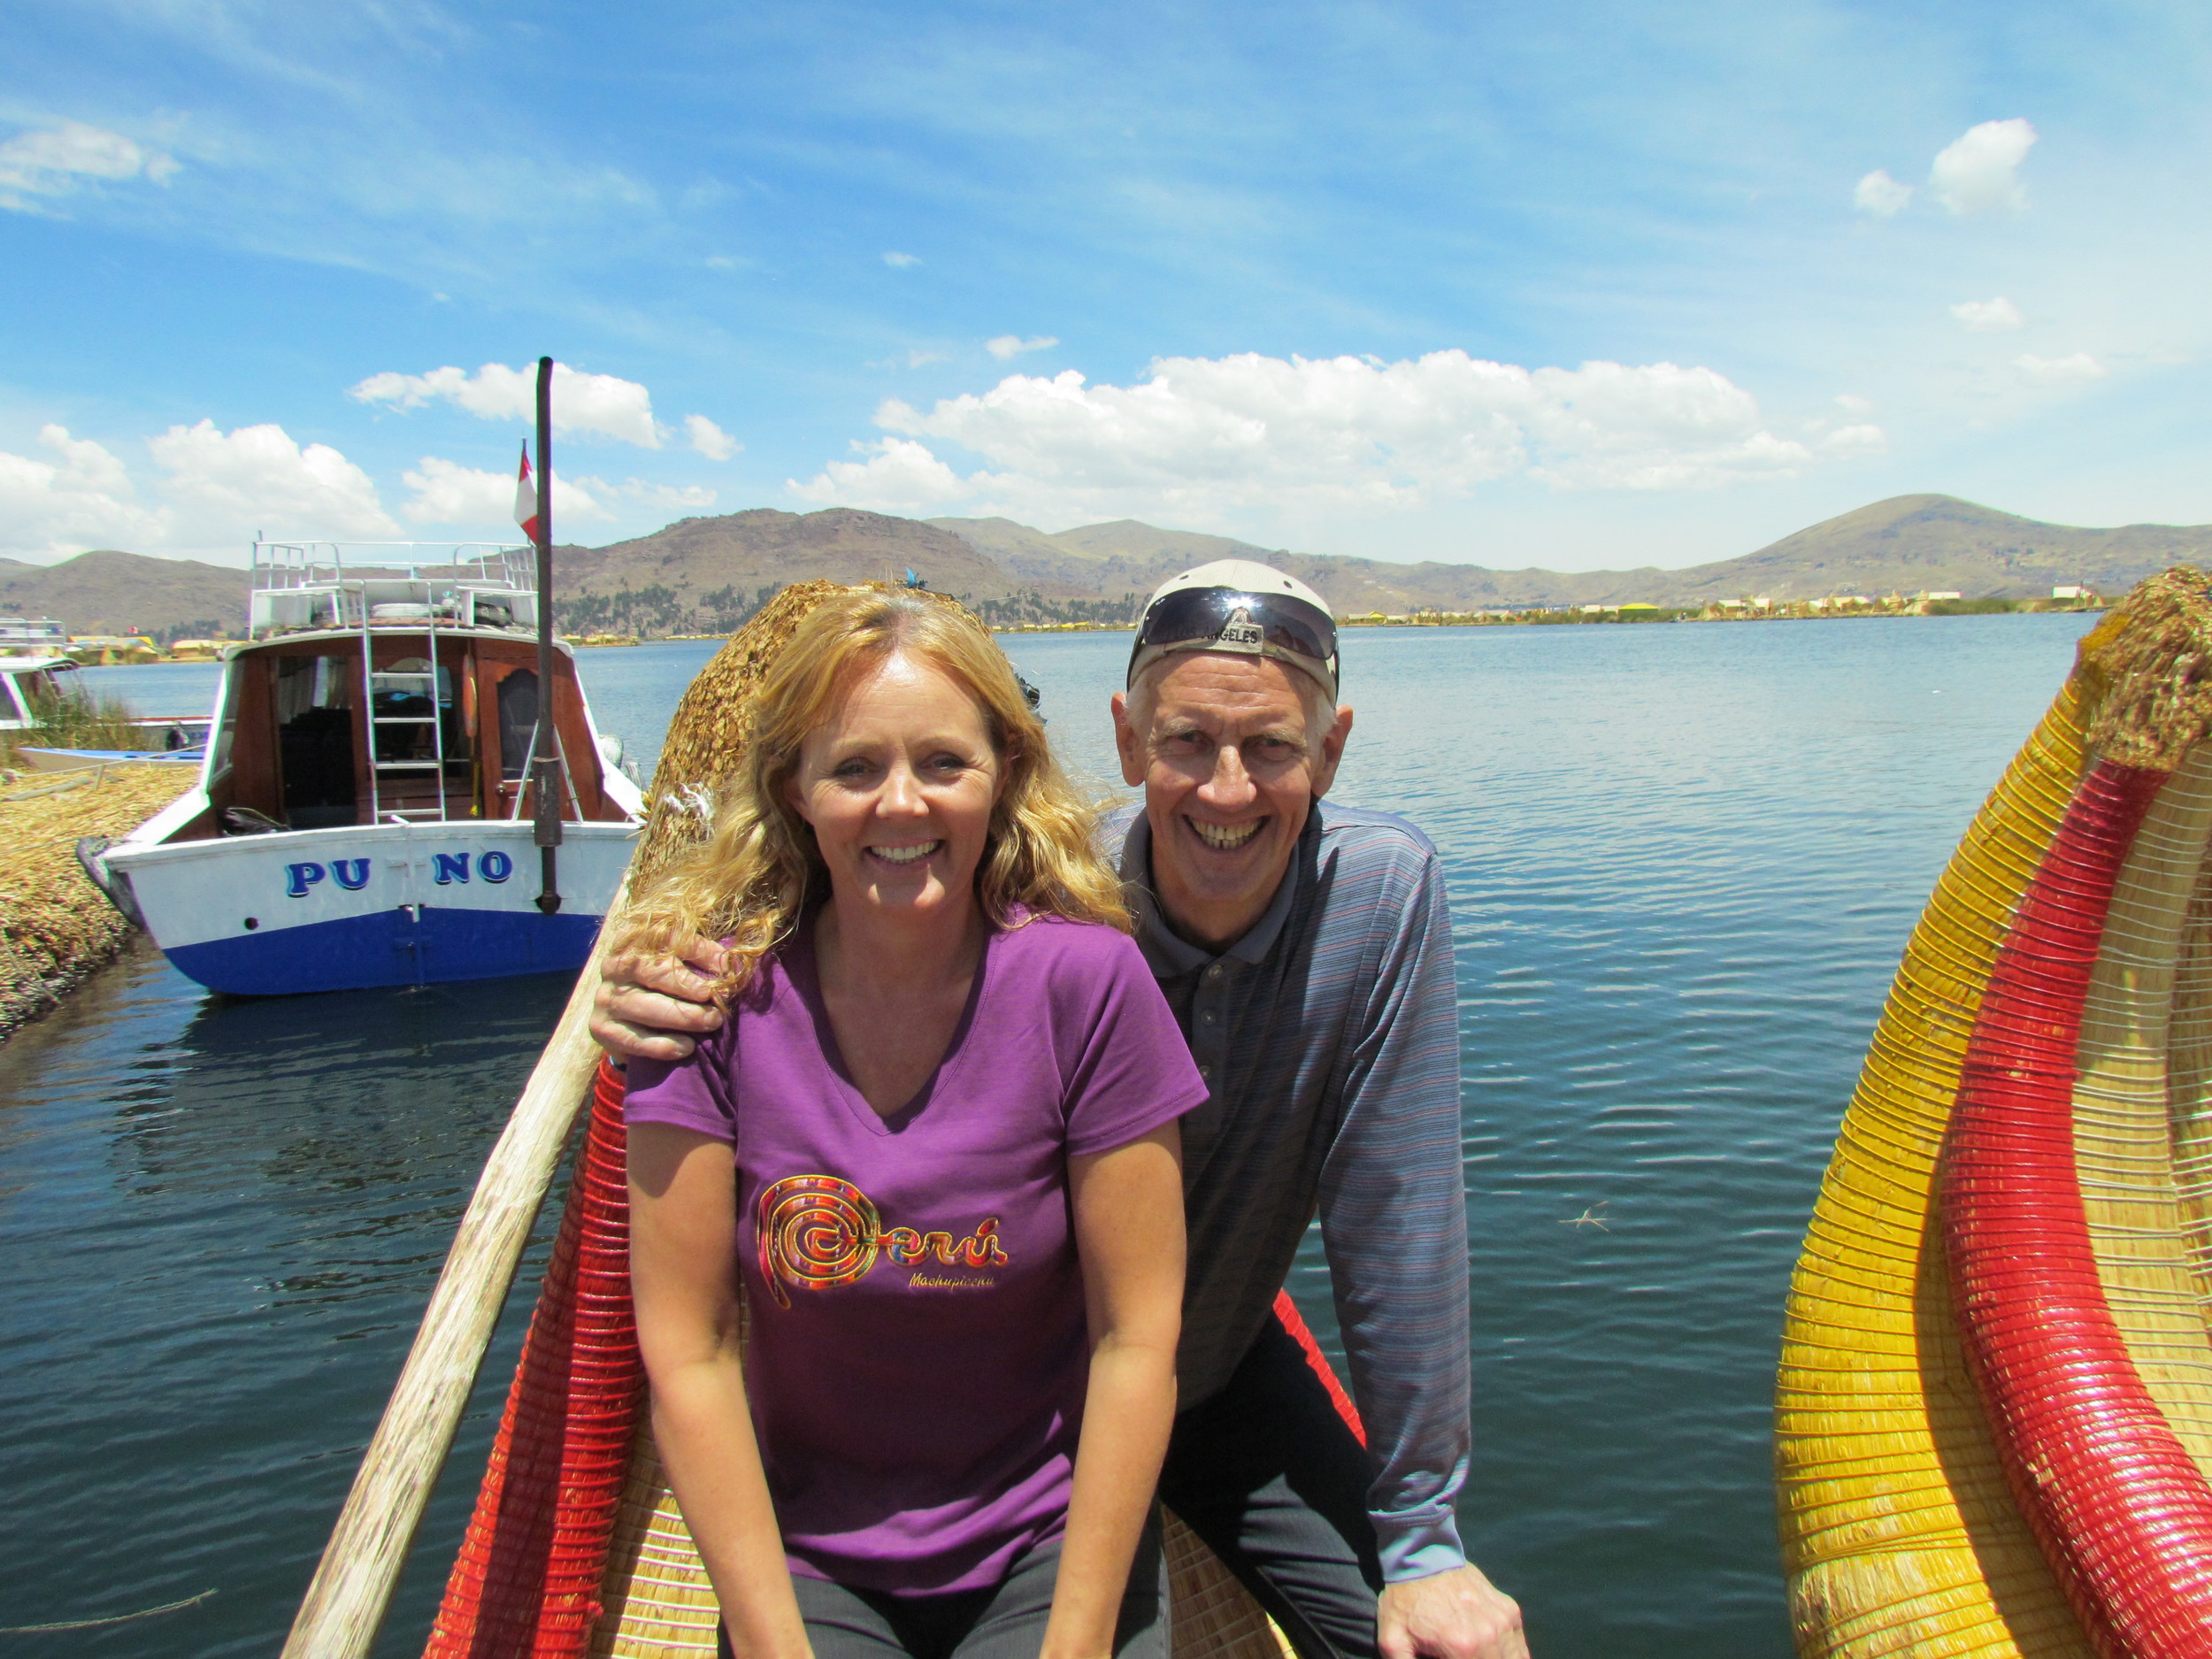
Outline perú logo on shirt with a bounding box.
[755,1173,1009,1308]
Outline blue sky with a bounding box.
[3,0,2208,572]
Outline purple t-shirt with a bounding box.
[624,912,1207,1595]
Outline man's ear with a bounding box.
[1309,704,1355,798]
[1110,691,1146,787]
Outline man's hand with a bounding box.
[590,934,730,1063]
[1377,1563,1526,1659]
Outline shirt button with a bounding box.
[1205,964,1223,980]
[1202,1010,1216,1024]
[1199,1064,1212,1079]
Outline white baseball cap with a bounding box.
[1127,560,1340,700]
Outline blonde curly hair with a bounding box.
[621,588,1128,993]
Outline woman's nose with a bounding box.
[879,762,928,814]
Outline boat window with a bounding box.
[275,653,358,829]
[497,669,539,780]
[0,674,28,724]
[209,673,238,780]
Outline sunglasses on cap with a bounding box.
[1127,587,1340,695]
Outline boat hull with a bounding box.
[101,820,638,995]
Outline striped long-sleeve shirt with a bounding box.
[1114,800,1472,1584]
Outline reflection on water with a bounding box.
[0,945,571,1656]
[2,613,2101,1656]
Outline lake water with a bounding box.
[2,616,2101,1655]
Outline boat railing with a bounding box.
[249,541,540,640]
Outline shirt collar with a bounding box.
[1118,808,1303,977]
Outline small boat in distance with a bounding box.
[85,539,644,995]
[0,626,86,740]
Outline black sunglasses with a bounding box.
[1129,588,1339,682]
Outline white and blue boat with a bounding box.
[86,540,645,995]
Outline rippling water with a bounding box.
[4,616,2099,1655]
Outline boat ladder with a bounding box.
[358,602,450,825]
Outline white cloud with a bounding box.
[986,334,1060,360]
[684,414,739,460]
[150,420,397,543]
[792,439,973,512]
[1931,119,2036,216]
[882,251,921,268]
[2016,352,2108,386]
[401,457,611,526]
[864,349,952,371]
[0,426,165,557]
[0,120,179,211]
[1853,169,1912,217]
[1822,424,1889,458]
[791,350,1879,522]
[1951,296,2025,333]
[349,362,660,447]
[577,475,719,513]
[1833,394,1876,414]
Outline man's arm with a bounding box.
[592,935,729,1063]
[1317,846,1525,1658]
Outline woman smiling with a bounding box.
[620,589,1205,1659]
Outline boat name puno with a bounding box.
[283,849,518,897]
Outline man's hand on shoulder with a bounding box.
[590,935,729,1063]
[1377,1563,1526,1659]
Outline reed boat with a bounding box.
[81,539,643,996]
[283,581,1343,1659]
[1778,568,2212,1658]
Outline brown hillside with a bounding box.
[948,496,2212,610]
[559,508,1020,601]
[0,550,246,639]
[20,494,2208,642]
[1671,494,2212,603]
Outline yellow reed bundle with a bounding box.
[1774,679,2091,1657]
[0,764,189,1040]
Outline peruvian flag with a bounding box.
[513,442,541,542]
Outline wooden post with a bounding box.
[533,355,563,915]
[279,911,618,1658]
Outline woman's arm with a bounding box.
[630,1122,811,1659]
[1045,1122,1187,1659]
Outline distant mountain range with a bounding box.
[11,494,2211,641]
[0,549,244,642]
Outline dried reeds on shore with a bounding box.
[0,765,188,1041]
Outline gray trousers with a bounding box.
[721,1522,1166,1659]
[1158,1313,1386,1659]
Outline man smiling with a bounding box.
[594,563,1525,1659]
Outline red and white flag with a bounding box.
[513,442,541,542]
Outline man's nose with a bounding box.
[1199,744,1257,806]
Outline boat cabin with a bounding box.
[173,541,634,840]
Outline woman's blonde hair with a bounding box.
[622,588,1128,992]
